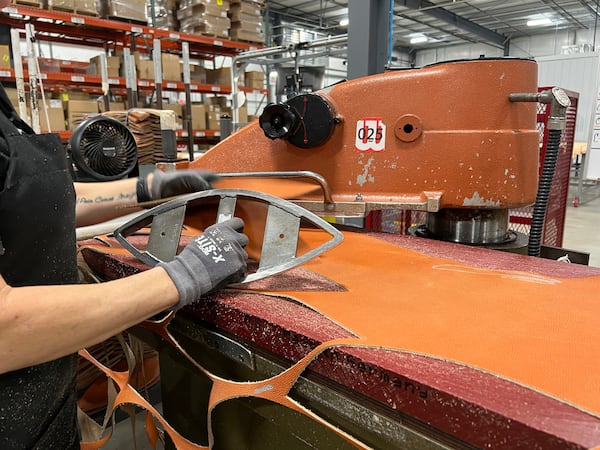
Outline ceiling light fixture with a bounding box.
[527,17,553,27]
[339,18,349,27]
[410,36,428,44]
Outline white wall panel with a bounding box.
[537,53,599,142]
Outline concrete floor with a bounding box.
[563,186,600,267]
[98,182,600,449]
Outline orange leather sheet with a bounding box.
[79,229,600,448]
[257,230,600,419]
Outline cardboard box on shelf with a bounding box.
[237,104,248,123]
[49,0,75,11]
[230,28,264,44]
[243,70,264,89]
[60,90,92,102]
[161,104,184,128]
[229,1,261,16]
[72,0,97,15]
[40,100,66,132]
[190,65,207,83]
[66,99,98,129]
[161,53,181,81]
[89,54,120,78]
[229,10,262,23]
[206,110,221,130]
[66,99,98,115]
[206,95,228,108]
[206,68,231,86]
[102,0,147,22]
[190,103,206,130]
[3,88,20,108]
[206,103,232,129]
[231,21,263,35]
[69,112,99,130]
[98,101,126,112]
[0,45,11,69]
[179,17,230,38]
[177,1,229,19]
[136,59,155,80]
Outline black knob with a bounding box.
[259,103,299,140]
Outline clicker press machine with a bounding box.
[80,58,600,450]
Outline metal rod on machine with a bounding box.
[510,88,570,257]
[218,170,335,206]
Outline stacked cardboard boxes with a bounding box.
[190,104,207,130]
[205,68,231,87]
[99,0,147,22]
[161,53,181,81]
[177,0,231,38]
[243,70,265,89]
[73,0,97,15]
[134,52,181,81]
[161,104,184,129]
[152,0,179,30]
[40,99,67,133]
[190,65,208,83]
[49,0,97,15]
[0,45,10,69]
[229,0,264,44]
[2,88,66,132]
[66,98,99,130]
[135,52,155,80]
[89,54,121,78]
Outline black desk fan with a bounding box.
[69,115,138,182]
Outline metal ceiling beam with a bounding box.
[542,0,588,29]
[574,0,600,21]
[396,0,508,48]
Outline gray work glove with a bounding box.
[137,169,220,203]
[159,218,249,310]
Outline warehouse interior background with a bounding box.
[2,1,600,448]
[1,0,599,257]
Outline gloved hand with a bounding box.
[137,169,220,203]
[159,217,248,310]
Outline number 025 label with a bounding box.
[355,118,386,152]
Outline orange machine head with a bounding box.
[189,58,540,244]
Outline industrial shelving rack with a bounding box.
[0,4,268,144]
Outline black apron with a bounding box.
[0,85,80,449]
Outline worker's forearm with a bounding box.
[0,267,178,374]
[74,178,143,227]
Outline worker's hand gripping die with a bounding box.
[136,169,220,203]
[159,217,249,310]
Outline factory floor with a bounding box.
[98,182,600,449]
[563,184,600,267]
